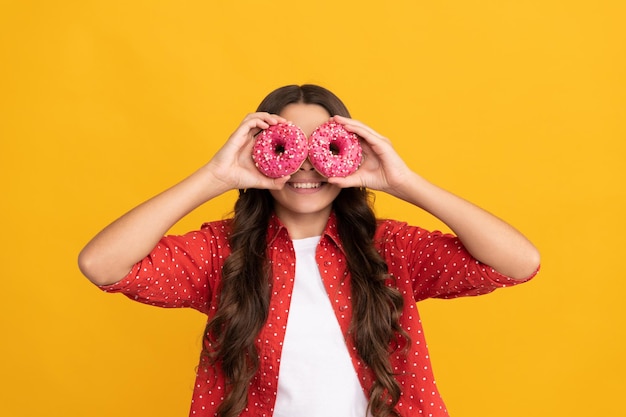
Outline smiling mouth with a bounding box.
[289,182,324,189]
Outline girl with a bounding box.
[78,84,540,417]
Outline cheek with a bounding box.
[327,184,342,199]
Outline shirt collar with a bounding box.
[267,211,344,253]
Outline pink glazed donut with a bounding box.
[252,123,308,178]
[308,121,362,177]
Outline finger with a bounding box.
[327,175,364,189]
[239,113,288,134]
[331,115,380,136]
[243,112,288,124]
[258,174,291,190]
[331,115,392,146]
[233,117,281,144]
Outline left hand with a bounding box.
[327,115,413,197]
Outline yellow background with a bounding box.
[1,1,624,416]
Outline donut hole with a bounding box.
[274,143,286,155]
[329,142,341,155]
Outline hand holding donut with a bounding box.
[206,112,291,191]
[325,115,415,196]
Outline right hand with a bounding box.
[206,112,291,191]
[78,112,289,286]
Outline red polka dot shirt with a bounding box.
[99,212,537,416]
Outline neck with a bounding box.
[275,208,331,239]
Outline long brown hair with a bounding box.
[202,84,408,417]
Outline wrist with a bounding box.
[387,171,430,205]
[191,164,233,201]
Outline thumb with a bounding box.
[327,176,362,189]
[264,175,291,190]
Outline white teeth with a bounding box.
[291,182,322,189]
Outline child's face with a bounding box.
[269,103,342,233]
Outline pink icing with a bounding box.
[308,121,362,177]
[252,123,308,178]
[252,121,362,178]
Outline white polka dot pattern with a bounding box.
[98,213,537,417]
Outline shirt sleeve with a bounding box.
[375,220,539,302]
[97,222,231,314]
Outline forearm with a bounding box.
[328,115,539,279]
[393,172,540,279]
[78,112,291,286]
[78,165,229,286]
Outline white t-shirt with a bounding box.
[273,236,369,417]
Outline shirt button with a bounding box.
[324,261,332,266]
[339,305,348,312]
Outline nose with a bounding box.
[299,157,315,171]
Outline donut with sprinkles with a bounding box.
[308,121,362,177]
[252,123,308,178]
